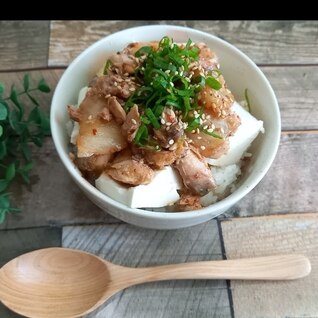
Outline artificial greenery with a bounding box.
[0,74,50,223]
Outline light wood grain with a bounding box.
[49,21,318,66]
[0,21,50,71]
[0,227,61,318]
[62,222,232,318]
[221,213,318,318]
[1,247,307,318]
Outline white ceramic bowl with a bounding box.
[51,25,280,229]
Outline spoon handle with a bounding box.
[130,254,310,282]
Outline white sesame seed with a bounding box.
[207,128,213,133]
[131,119,137,124]
[188,139,193,143]
[169,139,174,145]
[166,122,172,126]
[88,115,93,120]
[114,82,118,86]
[129,87,136,92]
[165,70,171,74]
[175,71,178,75]
[161,118,166,124]
[206,115,211,119]
[194,113,200,118]
[124,73,129,76]
[105,94,111,98]
[179,71,183,76]
[196,128,200,134]
[200,146,206,150]
[197,136,202,140]
[211,124,215,129]
[203,125,208,130]
[170,82,174,87]
[191,130,195,134]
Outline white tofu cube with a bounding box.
[95,166,182,208]
[206,102,264,166]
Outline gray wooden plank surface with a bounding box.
[49,20,318,66]
[224,132,318,218]
[262,66,318,131]
[0,21,50,71]
[1,66,318,131]
[0,226,61,317]
[62,221,231,318]
[221,214,318,318]
[1,131,317,229]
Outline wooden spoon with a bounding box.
[0,248,311,318]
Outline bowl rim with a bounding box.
[51,24,281,221]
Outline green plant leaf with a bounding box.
[0,82,4,95]
[38,108,51,133]
[0,193,10,209]
[37,79,51,93]
[0,141,7,160]
[0,74,52,224]
[28,106,40,122]
[10,86,22,112]
[20,142,31,161]
[27,93,39,106]
[9,109,23,134]
[0,179,9,192]
[31,135,43,147]
[0,102,8,120]
[23,74,30,92]
[5,163,16,182]
[0,210,6,224]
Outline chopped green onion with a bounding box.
[134,124,148,145]
[244,88,251,112]
[206,76,222,90]
[103,59,113,75]
[203,129,223,139]
[145,108,160,129]
[124,36,225,147]
[135,46,153,57]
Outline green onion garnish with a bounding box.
[126,36,222,146]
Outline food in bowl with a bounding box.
[66,36,264,211]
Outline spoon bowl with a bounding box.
[0,248,311,318]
